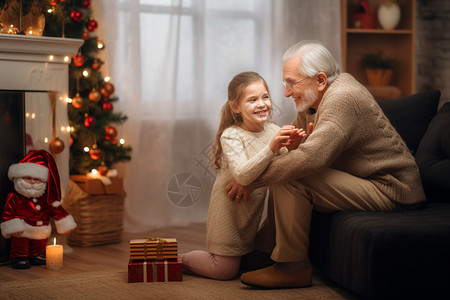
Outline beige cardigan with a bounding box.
[249,73,425,205]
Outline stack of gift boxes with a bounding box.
[127,238,183,283]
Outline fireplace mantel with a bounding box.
[0,34,83,197]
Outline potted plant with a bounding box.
[361,51,396,86]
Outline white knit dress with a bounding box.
[207,122,284,256]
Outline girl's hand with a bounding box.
[269,126,295,153]
[12,231,23,238]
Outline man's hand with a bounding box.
[269,126,295,153]
[225,179,252,203]
[286,127,307,151]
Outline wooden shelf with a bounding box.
[341,0,415,98]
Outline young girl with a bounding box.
[182,71,306,280]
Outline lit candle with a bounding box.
[46,237,63,270]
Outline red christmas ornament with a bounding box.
[89,89,101,102]
[84,115,96,127]
[72,93,83,108]
[92,60,101,71]
[50,0,59,5]
[70,10,83,22]
[69,136,73,146]
[105,126,118,141]
[86,19,98,31]
[49,137,65,154]
[98,162,108,176]
[89,144,102,160]
[82,30,90,40]
[73,54,85,67]
[82,0,91,8]
[100,82,115,98]
[102,101,114,112]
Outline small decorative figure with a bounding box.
[0,0,21,34]
[1,150,77,269]
[22,0,45,36]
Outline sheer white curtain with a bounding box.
[92,0,340,232]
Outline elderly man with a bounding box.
[228,40,425,288]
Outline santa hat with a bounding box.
[8,150,62,207]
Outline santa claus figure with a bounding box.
[1,150,76,269]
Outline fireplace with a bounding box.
[0,34,82,262]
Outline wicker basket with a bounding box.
[64,180,125,247]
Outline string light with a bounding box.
[44,137,49,143]
[104,76,111,82]
[91,169,99,175]
[83,147,90,152]
[97,41,104,49]
[64,56,70,62]
[119,138,125,145]
[66,97,72,103]
[49,55,54,61]
[83,70,90,77]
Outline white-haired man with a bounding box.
[227,40,425,288]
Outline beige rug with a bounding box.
[0,270,353,299]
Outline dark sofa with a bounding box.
[309,90,450,300]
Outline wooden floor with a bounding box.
[0,223,207,282]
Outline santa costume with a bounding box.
[1,150,76,269]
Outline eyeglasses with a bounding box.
[282,77,310,89]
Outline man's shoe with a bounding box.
[240,264,312,289]
[30,253,46,266]
[11,258,30,269]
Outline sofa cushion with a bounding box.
[377,90,440,154]
[310,203,450,299]
[415,102,450,203]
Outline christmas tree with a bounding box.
[40,0,132,175]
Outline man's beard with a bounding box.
[14,178,47,199]
[296,88,319,113]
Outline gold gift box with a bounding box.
[129,238,178,260]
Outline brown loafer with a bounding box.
[240,264,312,289]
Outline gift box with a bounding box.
[129,238,178,260]
[70,175,123,195]
[128,257,183,283]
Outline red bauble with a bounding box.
[84,115,96,127]
[69,136,74,146]
[100,82,115,98]
[82,0,91,8]
[70,10,83,22]
[102,101,114,112]
[72,93,83,108]
[86,19,98,31]
[92,60,101,71]
[73,54,85,67]
[89,89,101,102]
[98,162,108,176]
[89,145,102,160]
[82,30,90,40]
[50,0,59,5]
[105,126,118,141]
[49,137,65,154]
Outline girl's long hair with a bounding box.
[211,71,269,170]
